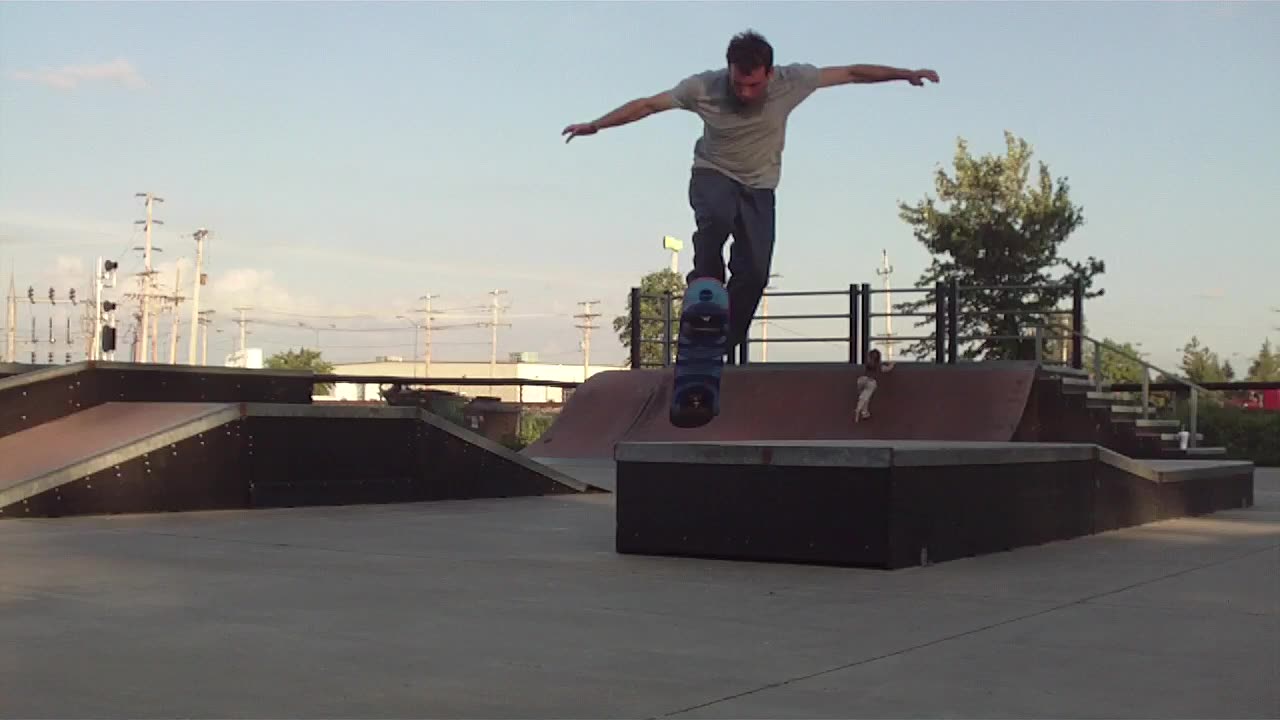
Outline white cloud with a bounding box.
[9,59,146,91]
[205,268,300,314]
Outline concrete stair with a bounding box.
[1037,365,1229,459]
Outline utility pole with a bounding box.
[187,228,208,364]
[167,264,183,364]
[876,249,894,360]
[5,273,15,363]
[197,310,215,366]
[134,192,164,363]
[396,313,428,374]
[233,306,252,354]
[487,290,509,371]
[419,292,439,378]
[761,273,781,362]
[575,300,601,380]
[483,290,511,394]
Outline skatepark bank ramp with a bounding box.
[1,401,598,519]
[524,362,1041,466]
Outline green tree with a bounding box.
[1084,338,1148,385]
[1246,339,1280,381]
[897,131,1105,361]
[265,347,335,394]
[612,268,686,368]
[1178,336,1233,384]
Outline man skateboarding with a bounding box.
[562,29,939,358]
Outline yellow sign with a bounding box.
[663,235,683,252]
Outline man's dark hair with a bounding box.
[726,30,773,73]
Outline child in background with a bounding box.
[855,348,894,422]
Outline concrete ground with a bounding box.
[2,470,1276,719]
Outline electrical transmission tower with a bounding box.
[575,300,601,380]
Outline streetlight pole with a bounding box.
[663,235,683,275]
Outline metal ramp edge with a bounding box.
[0,403,244,511]
[1095,445,1255,483]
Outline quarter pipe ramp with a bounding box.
[524,362,1041,464]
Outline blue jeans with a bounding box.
[685,168,777,355]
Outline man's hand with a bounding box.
[909,69,939,86]
[561,92,678,144]
[562,122,599,143]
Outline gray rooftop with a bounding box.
[3,469,1276,718]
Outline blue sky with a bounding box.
[1,1,1276,371]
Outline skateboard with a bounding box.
[669,277,730,428]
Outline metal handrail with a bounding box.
[1034,324,1218,449]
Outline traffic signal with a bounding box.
[48,287,55,304]
[104,260,118,273]
[101,326,117,353]
[69,288,77,304]
[103,301,117,313]
[26,286,33,303]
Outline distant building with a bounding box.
[225,348,264,369]
[320,351,621,404]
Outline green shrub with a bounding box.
[495,411,557,452]
[1178,401,1280,466]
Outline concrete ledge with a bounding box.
[615,440,1095,468]
[616,439,1256,569]
[1097,446,1255,483]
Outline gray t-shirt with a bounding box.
[670,63,823,189]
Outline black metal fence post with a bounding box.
[1071,276,1084,369]
[860,283,872,363]
[848,284,859,364]
[662,292,673,367]
[629,287,642,369]
[947,280,959,364]
[934,281,945,364]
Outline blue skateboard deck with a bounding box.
[669,277,730,428]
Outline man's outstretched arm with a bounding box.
[817,64,939,88]
[562,91,678,142]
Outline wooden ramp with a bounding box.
[525,362,1040,465]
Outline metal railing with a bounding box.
[627,278,1087,369]
[1031,326,1219,448]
